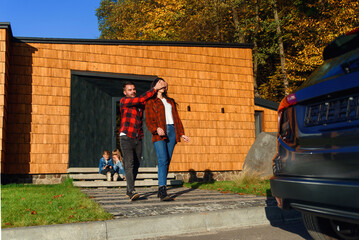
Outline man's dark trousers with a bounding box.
[120,135,142,194]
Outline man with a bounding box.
[119,79,167,201]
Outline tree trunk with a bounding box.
[253,0,260,97]
[231,0,245,43]
[272,0,289,95]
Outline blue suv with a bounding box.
[270,27,359,240]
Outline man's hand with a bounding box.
[157,127,166,136]
[154,80,167,91]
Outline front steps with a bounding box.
[68,167,183,188]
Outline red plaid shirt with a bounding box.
[145,97,185,143]
[119,88,157,139]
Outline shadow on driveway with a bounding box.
[265,194,313,240]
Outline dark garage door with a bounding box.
[69,72,158,168]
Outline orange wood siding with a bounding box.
[0,28,10,173]
[254,105,278,133]
[5,39,255,174]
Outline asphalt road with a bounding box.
[144,220,313,240]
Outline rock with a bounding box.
[243,132,277,177]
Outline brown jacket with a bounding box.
[145,97,185,143]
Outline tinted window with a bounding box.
[299,47,359,90]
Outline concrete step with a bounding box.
[69,173,175,180]
[73,179,183,188]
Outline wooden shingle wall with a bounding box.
[254,105,278,133]
[6,41,254,174]
[0,28,10,173]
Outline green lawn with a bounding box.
[183,179,271,196]
[1,178,113,228]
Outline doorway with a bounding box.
[69,71,158,168]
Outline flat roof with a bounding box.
[254,97,279,111]
[1,22,253,49]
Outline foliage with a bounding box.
[1,178,113,228]
[96,0,359,102]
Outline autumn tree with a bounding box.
[96,0,359,102]
[284,0,359,93]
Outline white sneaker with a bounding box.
[113,173,119,181]
[106,172,112,181]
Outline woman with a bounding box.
[145,78,190,201]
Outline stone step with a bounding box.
[101,198,262,208]
[69,173,175,180]
[68,167,182,188]
[67,167,158,173]
[73,179,182,188]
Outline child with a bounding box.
[98,150,114,181]
[112,149,126,181]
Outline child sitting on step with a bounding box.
[112,149,126,181]
[98,150,114,181]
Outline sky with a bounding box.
[0,0,102,39]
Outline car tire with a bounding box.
[302,212,359,240]
[302,212,338,240]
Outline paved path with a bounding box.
[81,187,275,219]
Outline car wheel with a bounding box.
[330,219,359,240]
[302,212,359,240]
[302,212,338,240]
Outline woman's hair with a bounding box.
[151,77,176,105]
[151,78,167,97]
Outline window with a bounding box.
[255,111,263,138]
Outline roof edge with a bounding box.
[254,97,279,111]
[0,22,13,37]
[13,37,254,49]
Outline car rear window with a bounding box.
[299,47,359,90]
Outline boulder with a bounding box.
[243,132,277,177]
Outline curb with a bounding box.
[2,206,301,240]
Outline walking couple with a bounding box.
[119,78,190,201]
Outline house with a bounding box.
[0,23,278,184]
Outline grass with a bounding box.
[183,171,272,197]
[1,178,113,228]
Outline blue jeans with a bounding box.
[154,124,177,187]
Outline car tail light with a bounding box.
[278,94,297,144]
[275,197,283,208]
[278,93,297,113]
[345,26,359,36]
